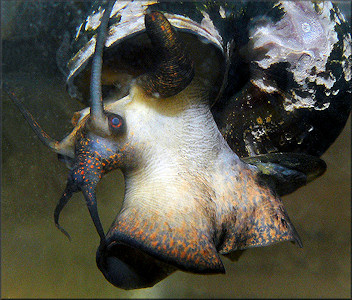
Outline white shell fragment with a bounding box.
[248,1,350,112]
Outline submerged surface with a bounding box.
[1,1,351,298]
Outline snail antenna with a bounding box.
[89,0,115,128]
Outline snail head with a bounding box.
[5,7,197,243]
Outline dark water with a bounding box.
[1,1,351,298]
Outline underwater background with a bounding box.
[1,1,351,298]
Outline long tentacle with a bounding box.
[4,84,60,151]
[89,0,115,128]
[82,187,106,244]
[54,180,106,243]
[53,1,114,242]
[54,185,75,241]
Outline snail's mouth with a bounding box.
[96,239,177,290]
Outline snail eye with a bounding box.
[111,117,121,127]
[107,113,124,133]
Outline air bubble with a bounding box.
[284,132,293,141]
[152,92,160,98]
[301,22,311,33]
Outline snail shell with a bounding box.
[67,1,351,160]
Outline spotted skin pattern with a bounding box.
[107,209,224,274]
[97,153,301,283]
[53,113,130,240]
[217,168,301,254]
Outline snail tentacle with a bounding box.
[89,0,115,133]
[54,185,75,241]
[82,187,106,243]
[4,85,60,152]
[53,0,115,242]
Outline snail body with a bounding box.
[6,0,351,290]
[66,51,301,289]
